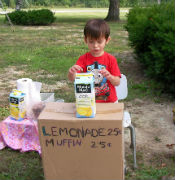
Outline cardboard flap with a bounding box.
[39,102,124,121]
[96,103,123,114]
[44,102,76,114]
[43,102,123,114]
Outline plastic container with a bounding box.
[40,93,55,102]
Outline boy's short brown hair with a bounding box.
[84,19,110,40]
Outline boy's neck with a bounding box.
[90,51,105,57]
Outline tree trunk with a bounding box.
[105,0,120,21]
[16,0,23,11]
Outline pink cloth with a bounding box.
[0,116,41,154]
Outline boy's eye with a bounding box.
[88,39,103,44]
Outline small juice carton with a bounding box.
[74,73,96,118]
[9,89,26,121]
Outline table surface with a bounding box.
[39,102,124,121]
[0,116,41,154]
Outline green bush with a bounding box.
[6,9,55,25]
[125,1,175,95]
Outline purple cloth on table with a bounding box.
[0,116,41,154]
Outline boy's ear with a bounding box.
[84,37,87,44]
[106,36,111,44]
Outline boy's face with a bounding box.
[85,36,110,57]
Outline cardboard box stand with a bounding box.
[38,102,124,180]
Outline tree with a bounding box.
[16,0,23,10]
[105,0,120,21]
[15,0,29,11]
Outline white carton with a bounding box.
[9,89,26,121]
[74,73,96,118]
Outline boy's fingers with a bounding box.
[69,68,74,74]
[100,69,106,73]
[79,67,83,72]
[75,66,83,72]
[69,65,83,74]
[100,69,106,75]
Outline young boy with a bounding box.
[68,19,121,103]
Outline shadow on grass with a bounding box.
[55,16,93,23]
[55,17,127,24]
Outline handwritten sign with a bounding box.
[42,126,121,149]
[38,102,124,180]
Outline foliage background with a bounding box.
[125,0,175,96]
[6,9,55,25]
[1,0,173,8]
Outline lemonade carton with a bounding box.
[74,73,96,118]
[9,89,26,121]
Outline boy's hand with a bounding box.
[99,69,120,86]
[68,65,83,81]
[99,69,111,79]
[69,65,83,75]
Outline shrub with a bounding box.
[6,9,55,25]
[125,1,175,95]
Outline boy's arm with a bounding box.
[68,72,76,82]
[68,65,83,82]
[107,75,120,86]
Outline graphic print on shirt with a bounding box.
[87,61,110,100]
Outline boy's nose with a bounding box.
[93,42,98,47]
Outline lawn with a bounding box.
[0,8,174,180]
[0,8,130,105]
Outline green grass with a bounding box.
[0,8,174,180]
[125,151,175,180]
[0,107,9,121]
[127,79,174,102]
[0,149,43,180]
[126,165,173,180]
[0,8,130,98]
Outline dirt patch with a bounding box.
[0,67,25,105]
[42,81,69,92]
[118,52,175,170]
[0,67,68,105]
[22,26,58,30]
[113,51,145,83]
[124,99,175,153]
